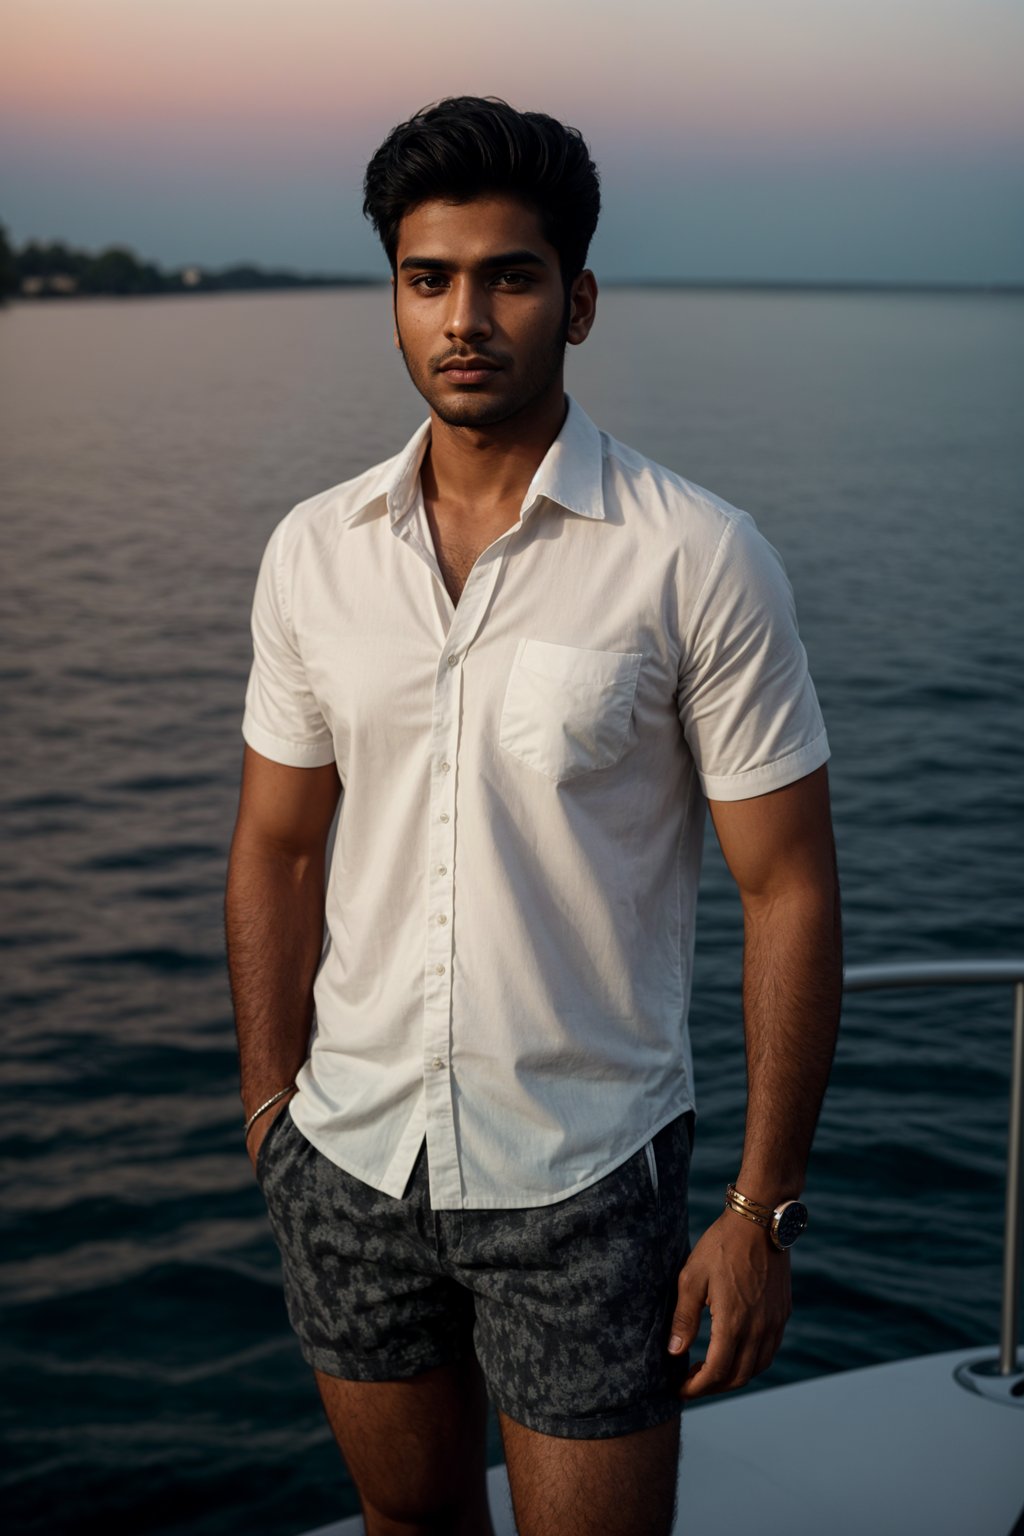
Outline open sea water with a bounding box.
[1,286,1022,1534]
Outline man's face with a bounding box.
[392,193,594,430]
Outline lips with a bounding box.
[439,356,500,372]
[438,356,502,383]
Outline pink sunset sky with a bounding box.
[2,0,1022,282]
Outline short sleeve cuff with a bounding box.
[698,729,830,803]
[242,712,337,768]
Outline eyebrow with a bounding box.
[398,249,549,273]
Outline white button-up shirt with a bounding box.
[242,398,829,1209]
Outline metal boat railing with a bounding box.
[843,960,1024,1376]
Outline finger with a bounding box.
[667,1282,705,1355]
[726,1317,783,1389]
[723,1344,763,1392]
[680,1315,739,1398]
[752,1331,781,1380]
[681,1357,705,1391]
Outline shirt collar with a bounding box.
[521,395,606,522]
[338,395,606,529]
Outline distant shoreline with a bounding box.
[6,277,385,301]
[6,277,1023,303]
[5,229,1021,302]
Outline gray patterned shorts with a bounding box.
[257,1107,695,1439]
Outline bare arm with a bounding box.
[225,745,341,1167]
[669,763,842,1397]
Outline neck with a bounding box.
[423,385,568,519]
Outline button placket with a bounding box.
[421,620,464,1207]
[420,542,514,1207]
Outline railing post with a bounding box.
[1000,980,1024,1375]
[844,961,1024,1378]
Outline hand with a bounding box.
[246,1093,295,1173]
[667,1208,792,1399]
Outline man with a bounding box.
[226,96,841,1536]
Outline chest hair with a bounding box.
[431,522,510,606]
[433,535,482,606]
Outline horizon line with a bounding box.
[13,276,1024,298]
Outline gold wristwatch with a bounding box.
[725,1183,809,1251]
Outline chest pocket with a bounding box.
[499,639,643,783]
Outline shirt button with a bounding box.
[437,914,448,925]
[434,963,446,975]
[440,761,451,774]
[439,812,450,823]
[431,1056,445,1071]
[447,654,459,668]
[437,865,447,876]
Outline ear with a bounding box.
[566,270,598,347]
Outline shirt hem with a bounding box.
[288,1098,414,1199]
[290,1098,697,1210]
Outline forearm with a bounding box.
[225,837,326,1118]
[673,770,840,1395]
[735,865,843,1203]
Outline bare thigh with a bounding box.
[314,1353,495,1536]
[500,1409,680,1536]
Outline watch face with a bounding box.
[774,1201,809,1249]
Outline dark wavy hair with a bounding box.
[363,96,601,285]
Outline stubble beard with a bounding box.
[394,308,570,431]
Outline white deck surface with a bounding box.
[301,1347,1024,1536]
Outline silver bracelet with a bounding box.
[244,1084,295,1141]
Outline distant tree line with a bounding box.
[0,222,375,300]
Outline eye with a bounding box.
[410,273,448,291]
[494,271,531,288]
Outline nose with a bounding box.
[445,276,492,344]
